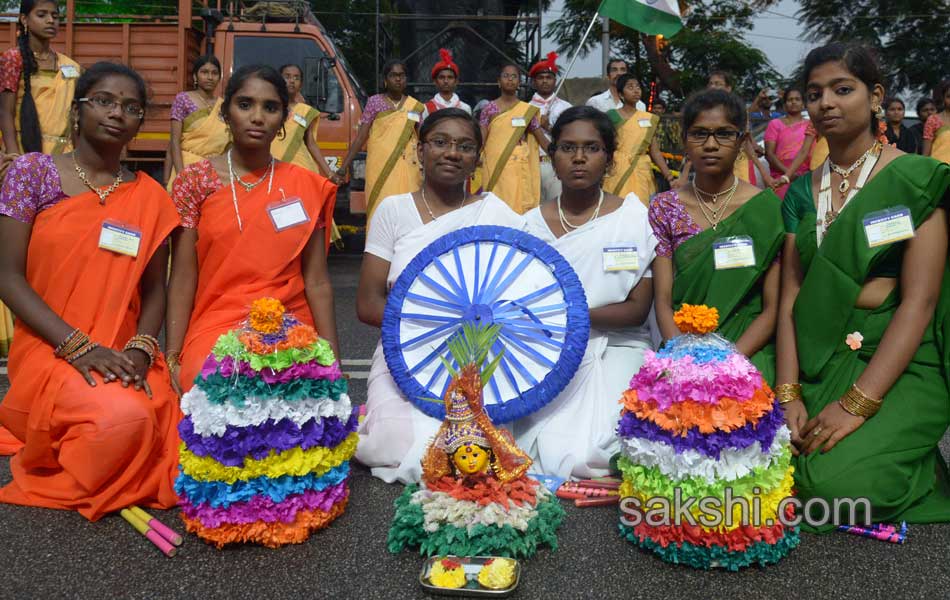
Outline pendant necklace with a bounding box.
[73,152,123,205]
[227,148,275,232]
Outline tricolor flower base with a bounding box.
[616,306,799,570]
[388,476,564,558]
[175,299,357,548]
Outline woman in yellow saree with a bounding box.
[0,0,80,357]
[0,0,79,157]
[922,81,950,164]
[167,55,227,190]
[337,59,423,220]
[603,74,674,205]
[479,63,550,214]
[274,64,344,244]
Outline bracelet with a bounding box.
[124,334,161,369]
[65,340,99,364]
[774,383,802,404]
[779,174,790,184]
[838,383,882,418]
[166,350,181,370]
[55,328,88,358]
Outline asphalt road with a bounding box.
[1,256,948,600]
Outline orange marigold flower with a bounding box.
[673,304,719,335]
[249,297,286,334]
[286,324,317,348]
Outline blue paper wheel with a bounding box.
[382,225,590,423]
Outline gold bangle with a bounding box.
[838,383,882,418]
[166,350,181,370]
[774,383,802,404]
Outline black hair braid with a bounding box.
[16,25,42,153]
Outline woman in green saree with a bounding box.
[776,43,950,532]
[650,89,783,384]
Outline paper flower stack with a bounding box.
[176,298,357,548]
[616,304,799,570]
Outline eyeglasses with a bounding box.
[553,142,605,156]
[386,71,407,79]
[425,137,479,155]
[78,95,145,119]
[685,128,742,146]
[499,73,521,81]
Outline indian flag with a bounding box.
[599,0,683,37]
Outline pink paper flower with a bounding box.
[846,331,863,351]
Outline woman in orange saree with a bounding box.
[0,63,180,520]
[166,65,340,393]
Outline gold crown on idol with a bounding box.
[438,389,491,453]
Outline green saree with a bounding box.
[786,154,950,532]
[672,189,784,384]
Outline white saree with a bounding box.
[355,192,526,483]
[514,194,658,478]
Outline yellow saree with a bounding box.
[272,102,341,244]
[167,97,229,191]
[11,53,79,154]
[482,101,541,214]
[931,123,950,164]
[604,109,658,205]
[365,95,423,220]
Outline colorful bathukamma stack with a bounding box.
[616,304,799,570]
[388,325,563,559]
[176,298,357,548]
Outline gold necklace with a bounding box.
[829,142,879,197]
[72,152,123,205]
[692,181,738,230]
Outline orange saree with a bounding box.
[0,176,181,521]
[178,161,336,390]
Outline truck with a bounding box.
[1,0,369,213]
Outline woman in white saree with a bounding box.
[355,108,526,483]
[517,106,658,478]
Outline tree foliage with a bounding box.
[796,0,950,97]
[547,0,782,103]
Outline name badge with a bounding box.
[713,236,755,270]
[863,206,915,248]
[293,113,309,127]
[268,198,310,231]
[407,111,421,123]
[511,117,527,128]
[98,220,141,257]
[602,246,639,272]
[637,119,652,128]
[60,64,79,79]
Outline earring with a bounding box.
[873,105,885,120]
[73,120,78,133]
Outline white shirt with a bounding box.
[529,92,572,129]
[530,92,572,157]
[421,93,472,120]
[586,89,646,113]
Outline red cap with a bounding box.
[431,48,459,79]
[529,52,559,78]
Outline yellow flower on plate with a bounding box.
[249,297,286,334]
[429,558,466,588]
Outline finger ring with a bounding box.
[812,426,823,437]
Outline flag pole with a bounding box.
[553,1,605,99]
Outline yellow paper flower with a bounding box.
[249,297,286,334]
[430,559,466,588]
[673,304,719,335]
